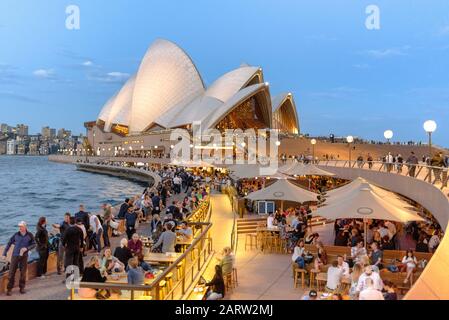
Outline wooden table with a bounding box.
[256,227,280,233]
[144,252,181,264]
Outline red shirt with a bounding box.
[128,239,143,255]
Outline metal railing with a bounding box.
[316,160,449,191]
[70,198,214,300]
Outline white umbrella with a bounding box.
[227,164,291,180]
[314,181,424,246]
[245,178,318,211]
[279,162,336,177]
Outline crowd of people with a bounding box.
[1,165,215,297]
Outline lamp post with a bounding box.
[346,135,354,166]
[384,130,393,144]
[423,120,437,182]
[311,139,317,163]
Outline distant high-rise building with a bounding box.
[16,124,29,137]
[1,123,11,134]
[42,126,56,139]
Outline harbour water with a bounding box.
[0,156,148,244]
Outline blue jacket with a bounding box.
[3,231,36,257]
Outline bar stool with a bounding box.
[232,267,238,287]
[176,261,184,280]
[224,273,233,292]
[245,233,257,250]
[309,269,320,288]
[294,268,307,289]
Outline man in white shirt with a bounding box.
[351,240,367,264]
[356,265,383,293]
[337,255,350,278]
[267,213,275,229]
[89,213,103,253]
[428,231,440,252]
[326,261,343,291]
[359,278,384,300]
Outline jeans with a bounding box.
[64,249,81,273]
[7,254,28,290]
[37,247,49,277]
[295,256,305,269]
[95,229,103,253]
[102,223,110,247]
[57,242,65,273]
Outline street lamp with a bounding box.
[384,130,393,144]
[423,120,437,182]
[310,139,317,163]
[346,135,354,166]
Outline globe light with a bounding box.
[423,120,437,133]
[140,145,144,149]
[189,144,194,148]
[170,144,175,149]
[275,140,281,146]
[154,145,158,149]
[310,139,317,145]
[346,135,354,143]
[240,142,246,147]
[384,130,393,140]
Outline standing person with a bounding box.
[1,221,36,296]
[359,278,384,300]
[125,206,137,240]
[62,217,84,275]
[406,151,419,177]
[75,204,90,231]
[117,198,131,219]
[367,153,373,169]
[35,217,49,279]
[102,205,112,248]
[52,212,71,275]
[89,212,103,253]
[151,223,176,253]
[430,152,445,182]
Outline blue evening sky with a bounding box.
[1,0,448,146]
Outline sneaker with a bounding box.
[6,290,12,296]
[19,289,26,294]
[38,275,46,279]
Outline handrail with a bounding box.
[314,159,449,190]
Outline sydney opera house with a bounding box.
[85,39,300,156]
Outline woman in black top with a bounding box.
[35,216,49,278]
[81,256,107,283]
[206,265,225,300]
[415,235,429,253]
[114,238,133,266]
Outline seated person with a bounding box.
[359,278,384,300]
[152,223,176,253]
[101,247,125,274]
[302,290,318,300]
[350,240,367,265]
[401,250,418,284]
[205,265,225,300]
[369,242,383,270]
[114,238,133,267]
[326,261,343,292]
[127,257,144,285]
[267,213,275,229]
[382,280,398,300]
[128,233,143,256]
[356,265,383,294]
[218,247,235,276]
[136,252,155,273]
[337,255,350,278]
[177,221,193,240]
[291,240,306,269]
[79,256,107,298]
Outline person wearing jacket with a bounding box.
[206,265,225,300]
[1,221,36,296]
[62,217,84,274]
[35,216,49,279]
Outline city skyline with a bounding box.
[1,0,449,146]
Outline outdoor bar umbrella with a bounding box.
[244,178,318,211]
[279,162,336,177]
[322,177,406,208]
[227,164,291,180]
[313,182,425,246]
